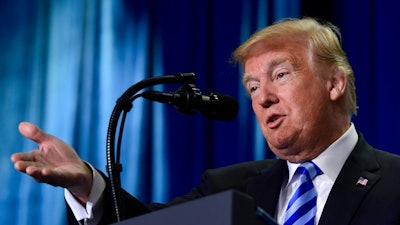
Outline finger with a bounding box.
[26,167,64,187]
[10,152,35,163]
[25,165,47,176]
[14,161,51,178]
[25,166,51,183]
[18,122,48,144]
[13,160,40,172]
[11,151,45,171]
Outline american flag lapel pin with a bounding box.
[356,177,368,186]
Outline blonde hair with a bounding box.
[233,17,357,117]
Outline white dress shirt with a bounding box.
[66,124,358,225]
[276,123,358,224]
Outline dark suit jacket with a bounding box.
[67,133,400,224]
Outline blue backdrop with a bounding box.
[1,0,399,224]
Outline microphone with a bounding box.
[141,84,239,121]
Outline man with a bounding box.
[11,17,400,225]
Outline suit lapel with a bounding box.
[319,133,381,225]
[245,160,288,217]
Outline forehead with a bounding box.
[244,37,308,62]
[243,42,308,74]
[244,53,292,74]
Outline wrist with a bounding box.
[69,162,93,205]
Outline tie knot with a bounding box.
[295,161,322,180]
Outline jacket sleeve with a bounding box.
[66,159,276,224]
[66,169,150,225]
[153,159,277,208]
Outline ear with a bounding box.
[327,67,347,101]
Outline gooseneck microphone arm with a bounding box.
[106,72,239,222]
[106,73,195,222]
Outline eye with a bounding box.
[246,81,259,95]
[277,72,286,79]
[249,86,259,93]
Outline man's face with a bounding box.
[243,41,338,162]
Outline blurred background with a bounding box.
[1,0,399,224]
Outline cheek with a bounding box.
[251,102,266,124]
[290,91,330,127]
[289,80,328,110]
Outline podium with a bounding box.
[112,190,277,225]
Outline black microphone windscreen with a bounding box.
[201,93,239,121]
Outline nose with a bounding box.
[255,85,279,108]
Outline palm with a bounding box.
[11,122,92,199]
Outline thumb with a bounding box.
[18,122,48,144]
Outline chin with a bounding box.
[270,147,310,163]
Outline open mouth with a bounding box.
[267,114,284,128]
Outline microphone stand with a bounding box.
[106,73,195,222]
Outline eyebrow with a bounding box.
[242,56,291,83]
[269,57,289,69]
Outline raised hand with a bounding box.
[11,122,93,204]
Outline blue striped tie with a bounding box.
[283,161,322,225]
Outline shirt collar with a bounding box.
[286,123,358,183]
